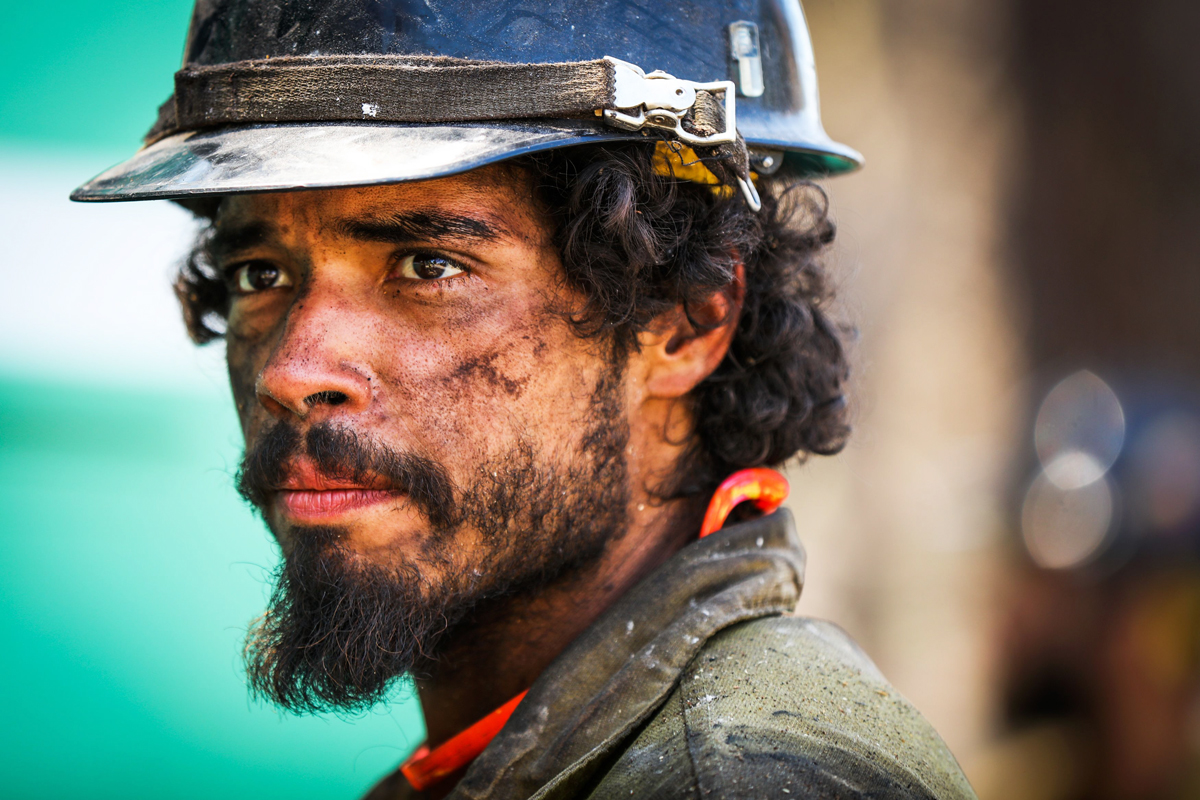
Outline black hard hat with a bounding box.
[70,0,861,203]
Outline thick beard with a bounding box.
[241,365,630,714]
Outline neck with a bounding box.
[413,490,704,758]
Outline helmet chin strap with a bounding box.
[400,467,789,792]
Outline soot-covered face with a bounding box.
[215,168,631,712]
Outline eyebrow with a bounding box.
[207,209,508,266]
[331,210,507,245]
[208,220,275,261]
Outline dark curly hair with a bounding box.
[175,142,850,497]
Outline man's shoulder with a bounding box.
[587,616,977,800]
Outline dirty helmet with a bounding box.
[70,0,862,211]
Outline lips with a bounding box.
[274,457,401,523]
[278,488,400,521]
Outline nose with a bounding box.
[255,293,375,422]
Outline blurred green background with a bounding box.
[0,3,424,798]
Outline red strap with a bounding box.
[401,690,528,791]
[699,467,789,537]
[400,468,788,791]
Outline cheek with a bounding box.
[376,302,587,456]
[225,333,272,435]
[226,292,291,342]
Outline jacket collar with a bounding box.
[450,508,806,800]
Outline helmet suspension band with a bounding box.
[147,55,761,211]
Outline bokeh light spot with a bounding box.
[1035,370,1125,489]
[1021,470,1114,569]
[1043,450,1109,491]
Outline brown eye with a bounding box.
[398,254,465,281]
[232,261,292,294]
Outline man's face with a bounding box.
[213,167,631,710]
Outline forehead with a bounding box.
[213,163,542,241]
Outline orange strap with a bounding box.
[401,690,528,791]
[698,467,789,537]
[400,467,788,791]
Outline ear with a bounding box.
[639,263,745,399]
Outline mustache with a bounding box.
[237,422,455,529]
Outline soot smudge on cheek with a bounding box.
[226,338,264,427]
[449,351,528,399]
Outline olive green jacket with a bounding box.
[369,509,977,800]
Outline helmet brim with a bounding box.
[70,120,861,203]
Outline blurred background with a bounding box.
[2,0,1198,798]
